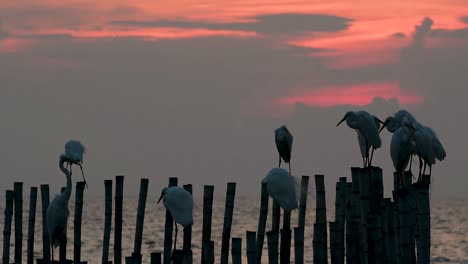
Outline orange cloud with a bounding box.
[277,82,423,107]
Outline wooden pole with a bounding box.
[382,199,391,264]
[231,238,242,264]
[266,231,279,264]
[150,252,162,264]
[74,181,86,263]
[271,201,281,233]
[313,174,327,264]
[345,182,355,264]
[59,187,67,262]
[2,190,14,264]
[279,211,291,264]
[27,187,37,264]
[163,177,178,264]
[14,182,23,264]
[329,221,339,264]
[102,180,113,264]
[336,178,346,264]
[40,184,51,263]
[204,241,215,264]
[246,231,257,264]
[392,191,401,264]
[397,189,411,264]
[114,175,124,264]
[255,182,268,264]
[183,184,193,263]
[358,168,370,264]
[221,183,236,264]
[201,185,214,264]
[350,168,361,263]
[416,175,430,264]
[294,227,304,264]
[298,175,309,228]
[132,178,149,263]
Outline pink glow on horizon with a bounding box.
[278,82,423,107]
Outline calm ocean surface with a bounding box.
[1,196,467,263]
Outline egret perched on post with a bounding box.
[47,140,86,261]
[390,118,416,189]
[262,167,298,212]
[337,111,383,167]
[275,125,293,175]
[157,186,194,252]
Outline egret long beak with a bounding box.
[336,115,347,127]
[157,193,164,204]
[375,117,385,124]
[78,163,88,189]
[379,121,387,134]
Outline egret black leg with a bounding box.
[418,155,423,180]
[363,157,366,168]
[365,141,369,168]
[288,162,291,176]
[429,165,432,177]
[173,221,178,252]
[409,154,413,173]
[369,147,375,168]
[422,162,427,180]
[278,155,281,167]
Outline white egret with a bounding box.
[390,119,416,189]
[337,111,382,167]
[157,186,194,252]
[275,125,293,175]
[47,140,86,261]
[262,167,298,212]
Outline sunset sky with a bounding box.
[1,1,467,198]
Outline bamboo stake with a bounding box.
[336,178,346,264]
[2,190,14,264]
[150,252,162,264]
[102,180,113,264]
[359,168,370,264]
[74,181,86,263]
[313,174,327,264]
[350,168,361,263]
[298,175,309,228]
[201,185,214,264]
[204,241,215,264]
[397,189,411,264]
[183,184,193,263]
[329,222,339,264]
[255,182,268,264]
[27,187,37,264]
[279,211,291,264]
[246,231,257,264]
[294,227,304,264]
[40,184,51,263]
[14,182,23,264]
[221,183,236,264]
[345,182,354,264]
[416,175,430,264]
[114,175,125,264]
[59,187,67,262]
[163,177,178,264]
[231,238,242,264]
[271,201,281,233]
[132,178,149,263]
[266,231,279,264]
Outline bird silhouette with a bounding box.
[262,167,298,212]
[390,118,416,189]
[47,140,86,261]
[275,125,293,175]
[157,186,193,253]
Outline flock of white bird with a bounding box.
[46,109,445,260]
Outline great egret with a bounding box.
[275,125,293,175]
[47,140,86,261]
[157,186,194,252]
[390,119,416,189]
[337,111,382,167]
[262,167,298,212]
[357,112,384,167]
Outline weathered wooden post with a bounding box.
[298,176,309,228]
[3,190,14,264]
[255,182,269,264]
[335,177,347,264]
[392,191,401,264]
[27,187,37,264]
[164,177,178,264]
[313,174,327,264]
[358,168,370,264]
[280,211,292,264]
[150,252,162,264]
[329,222,339,264]
[130,178,149,264]
[350,168,361,263]
[114,175,124,264]
[398,189,411,264]
[367,213,384,264]
[59,187,67,263]
[246,231,257,264]
[102,180,113,264]
[231,238,242,264]
[345,182,357,264]
[204,241,215,264]
[183,184,193,264]
[416,175,431,264]
[14,182,23,264]
[221,183,236,264]
[271,201,281,233]
[266,231,279,264]
[73,182,86,263]
[201,185,214,264]
[40,184,51,263]
[294,227,304,264]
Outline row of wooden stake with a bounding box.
[1,167,431,264]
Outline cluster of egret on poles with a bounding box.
[46,109,445,260]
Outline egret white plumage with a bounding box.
[157,186,193,252]
[47,140,86,261]
[357,113,384,167]
[390,118,416,189]
[337,111,383,167]
[262,167,298,212]
[275,125,293,175]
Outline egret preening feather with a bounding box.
[275,125,293,175]
[47,140,86,261]
[157,186,193,253]
[390,119,415,189]
[262,167,298,212]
